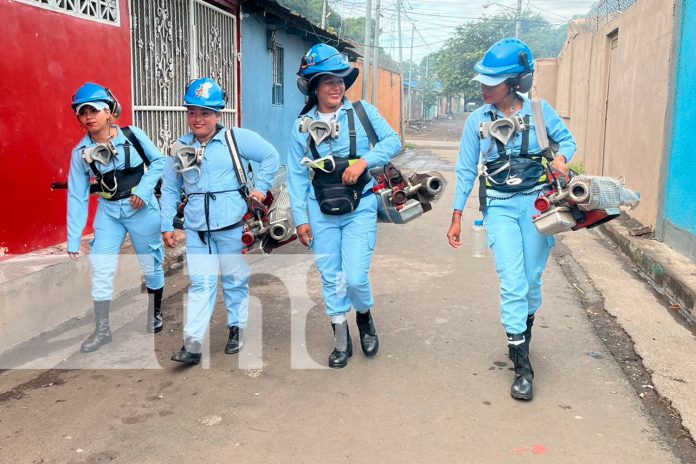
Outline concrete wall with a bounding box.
[240,15,313,164]
[534,0,677,230]
[532,58,558,108]
[661,0,696,262]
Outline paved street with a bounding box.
[1,114,694,463]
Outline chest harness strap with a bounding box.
[307,108,373,203]
[84,127,154,201]
[183,127,246,253]
[478,112,549,214]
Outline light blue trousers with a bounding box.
[183,226,249,343]
[308,193,378,317]
[485,193,554,335]
[89,203,165,301]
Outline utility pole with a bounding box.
[371,0,381,105]
[424,54,428,120]
[362,0,373,100]
[321,0,327,29]
[515,0,522,38]
[407,27,414,123]
[397,0,404,143]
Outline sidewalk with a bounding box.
[0,230,186,357]
[599,216,696,323]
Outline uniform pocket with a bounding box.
[486,231,495,249]
[365,229,377,252]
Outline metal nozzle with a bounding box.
[269,223,290,242]
[568,181,590,204]
[423,176,444,196]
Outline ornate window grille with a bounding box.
[272,44,284,106]
[15,0,120,26]
[131,0,238,149]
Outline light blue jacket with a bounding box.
[287,99,402,226]
[453,96,577,211]
[160,127,279,232]
[67,126,165,252]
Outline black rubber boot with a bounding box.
[523,314,535,351]
[171,337,202,365]
[225,326,244,354]
[508,333,534,401]
[328,321,353,369]
[356,310,379,357]
[81,301,112,353]
[147,287,164,334]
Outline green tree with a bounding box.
[434,12,568,102]
[278,0,324,25]
[276,0,376,45]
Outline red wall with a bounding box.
[0,0,133,255]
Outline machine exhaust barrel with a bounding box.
[269,223,291,242]
[423,176,444,196]
[568,180,590,204]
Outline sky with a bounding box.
[330,0,599,62]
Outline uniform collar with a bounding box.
[180,124,227,146]
[308,98,351,118]
[76,126,127,150]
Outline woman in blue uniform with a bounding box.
[287,43,402,368]
[160,77,279,365]
[67,82,166,353]
[447,39,576,400]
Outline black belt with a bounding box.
[186,189,242,253]
[195,220,244,253]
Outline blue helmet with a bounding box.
[183,77,227,111]
[71,82,121,117]
[296,43,359,95]
[473,38,535,92]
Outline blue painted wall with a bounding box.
[241,15,312,165]
[664,1,696,237]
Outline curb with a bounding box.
[0,230,188,357]
[599,216,696,323]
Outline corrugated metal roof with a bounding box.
[240,0,359,59]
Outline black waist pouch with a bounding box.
[312,158,372,215]
[485,156,546,193]
[93,164,145,200]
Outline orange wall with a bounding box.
[346,62,403,137]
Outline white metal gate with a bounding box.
[130,0,238,149]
